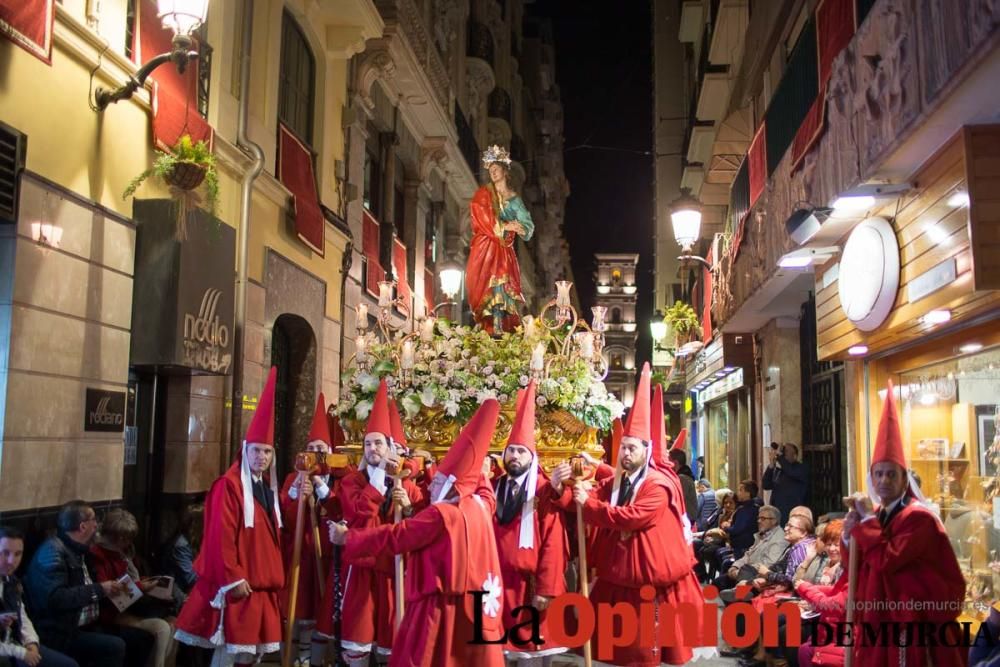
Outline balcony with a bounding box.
[374,0,450,108]
[708,0,748,67]
[467,20,494,67]
[679,1,703,43]
[695,24,732,122]
[686,123,717,164]
[488,87,512,126]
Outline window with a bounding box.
[363,149,382,217]
[611,269,622,286]
[610,308,622,324]
[610,353,623,369]
[278,11,315,146]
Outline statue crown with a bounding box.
[481,145,512,167]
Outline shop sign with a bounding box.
[182,288,232,373]
[907,258,957,304]
[698,368,744,403]
[84,388,125,432]
[838,216,899,331]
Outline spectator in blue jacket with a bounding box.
[725,479,762,558]
[762,442,809,523]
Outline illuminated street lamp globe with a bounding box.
[650,311,668,344]
[438,260,464,301]
[670,188,703,254]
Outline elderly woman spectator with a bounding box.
[694,490,733,582]
[695,479,717,530]
[793,521,847,666]
[90,509,177,667]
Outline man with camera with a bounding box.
[763,442,808,523]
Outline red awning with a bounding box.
[362,210,383,296]
[0,0,54,64]
[277,123,325,255]
[393,238,410,306]
[134,0,213,150]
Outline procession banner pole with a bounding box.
[282,472,308,667]
[843,494,860,667]
[393,476,405,629]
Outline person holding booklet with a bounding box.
[90,508,178,667]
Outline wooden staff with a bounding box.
[843,497,861,667]
[571,457,593,667]
[282,472,308,667]
[393,475,405,629]
[308,495,326,593]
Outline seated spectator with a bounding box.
[694,490,734,582]
[160,504,203,598]
[0,526,77,667]
[750,514,816,599]
[794,520,844,587]
[726,480,764,558]
[795,568,849,666]
[24,500,153,667]
[90,508,177,667]
[695,479,717,530]
[714,504,784,594]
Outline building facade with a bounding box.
[0,0,571,548]
[594,253,639,407]
[656,0,1000,620]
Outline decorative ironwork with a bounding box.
[196,25,213,119]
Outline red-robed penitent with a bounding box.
[340,399,506,667]
[466,185,524,332]
[492,382,569,659]
[316,381,425,656]
[555,365,699,666]
[175,367,285,659]
[850,381,967,667]
[278,393,342,622]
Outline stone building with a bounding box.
[594,254,640,407]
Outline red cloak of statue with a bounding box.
[466,185,524,333]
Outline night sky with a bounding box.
[529,0,655,368]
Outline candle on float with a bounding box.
[531,342,545,371]
[401,340,415,370]
[356,303,369,329]
[378,282,393,308]
[420,317,436,342]
[555,280,572,308]
[356,335,368,362]
[413,297,425,321]
[523,315,537,338]
[579,332,595,359]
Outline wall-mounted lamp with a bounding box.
[94,0,209,110]
[784,207,831,246]
[30,222,63,249]
[776,246,840,269]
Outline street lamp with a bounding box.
[670,188,702,254]
[94,0,209,110]
[649,310,668,345]
[438,259,464,301]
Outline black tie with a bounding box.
[498,479,521,525]
[878,507,889,527]
[618,476,633,506]
[253,479,273,518]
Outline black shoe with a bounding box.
[737,658,765,667]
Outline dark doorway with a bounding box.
[122,370,168,557]
[800,294,846,515]
[271,314,317,480]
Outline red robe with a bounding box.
[557,467,702,666]
[491,471,569,657]
[466,185,523,333]
[851,499,967,666]
[278,472,341,621]
[175,464,284,654]
[315,468,424,654]
[343,478,504,667]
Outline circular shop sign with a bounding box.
[837,216,899,332]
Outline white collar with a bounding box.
[251,473,263,483]
[624,465,645,485]
[881,495,905,514]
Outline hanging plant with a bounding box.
[662,301,702,346]
[123,135,219,241]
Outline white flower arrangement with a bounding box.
[337,321,624,430]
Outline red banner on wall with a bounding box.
[0,0,54,64]
[362,210,383,296]
[702,248,713,344]
[424,267,435,314]
[393,238,410,306]
[278,123,325,255]
[791,0,856,171]
[134,0,212,150]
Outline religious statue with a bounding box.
[466,145,534,334]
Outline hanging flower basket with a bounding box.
[166,160,208,191]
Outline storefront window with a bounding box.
[707,400,729,489]
[895,345,1000,620]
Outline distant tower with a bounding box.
[594,254,639,407]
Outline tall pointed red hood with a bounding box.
[366,379,392,439]
[437,399,501,497]
[507,381,537,453]
[871,379,907,472]
[245,367,277,446]
[623,363,652,441]
[306,393,332,447]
